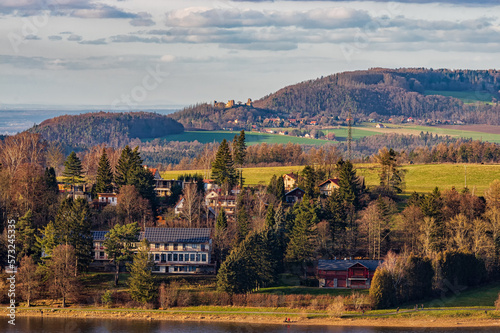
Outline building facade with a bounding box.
[317,259,381,289]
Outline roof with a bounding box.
[283,173,298,180]
[318,178,340,188]
[285,187,305,196]
[97,193,117,197]
[92,231,108,241]
[140,228,211,243]
[318,259,382,271]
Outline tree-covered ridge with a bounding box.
[29,111,184,149]
[170,103,274,130]
[254,68,500,121]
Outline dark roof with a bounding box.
[318,259,382,271]
[140,228,211,243]
[285,187,305,196]
[92,231,108,241]
[318,178,340,188]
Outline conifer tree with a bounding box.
[211,139,237,188]
[35,221,57,259]
[62,151,84,193]
[336,158,360,208]
[115,146,141,187]
[286,196,318,276]
[54,198,93,274]
[265,203,275,229]
[276,176,286,203]
[44,167,59,194]
[235,192,249,244]
[214,209,229,268]
[127,240,157,305]
[17,210,37,261]
[95,148,114,193]
[233,130,247,187]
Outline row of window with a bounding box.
[153,243,207,251]
[153,253,207,263]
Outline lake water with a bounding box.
[1,317,499,333]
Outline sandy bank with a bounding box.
[5,307,500,328]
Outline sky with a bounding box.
[0,0,499,110]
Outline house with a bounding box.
[174,197,185,215]
[205,190,237,216]
[91,228,214,274]
[142,228,214,274]
[318,178,340,196]
[317,259,381,289]
[285,187,305,204]
[154,179,183,197]
[97,193,118,206]
[144,166,162,180]
[283,173,298,191]
[376,123,385,128]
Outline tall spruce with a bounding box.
[127,240,157,305]
[211,139,237,188]
[95,148,114,193]
[233,130,247,187]
[115,146,141,187]
[336,158,360,208]
[62,151,84,193]
[235,191,250,244]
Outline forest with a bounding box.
[28,111,184,151]
[170,68,500,130]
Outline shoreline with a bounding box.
[5,307,500,328]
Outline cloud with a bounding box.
[24,35,41,40]
[231,0,500,4]
[0,0,138,19]
[130,12,155,27]
[48,35,63,41]
[67,34,82,41]
[78,38,107,45]
[164,7,371,29]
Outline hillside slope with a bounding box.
[29,111,184,149]
[171,68,500,129]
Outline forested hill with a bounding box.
[29,111,184,149]
[254,68,500,121]
[172,68,500,129]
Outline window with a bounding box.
[174,243,178,250]
[153,266,160,272]
[173,253,178,261]
[155,254,160,262]
[164,243,168,250]
[99,252,105,258]
[155,243,160,249]
[202,254,207,262]
[192,244,198,249]
[185,254,189,262]
[161,254,166,262]
[174,266,178,272]
[201,244,205,251]
[183,244,187,250]
[196,254,200,262]
[190,254,195,261]
[179,254,184,261]
[168,254,172,262]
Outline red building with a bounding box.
[317,259,381,289]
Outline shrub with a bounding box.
[327,296,345,317]
[495,293,500,311]
[370,267,396,309]
[101,290,113,308]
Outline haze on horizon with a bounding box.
[0,0,499,109]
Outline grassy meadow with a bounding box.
[424,89,494,104]
[156,131,330,146]
[162,163,500,195]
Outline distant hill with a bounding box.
[254,68,500,119]
[29,111,184,149]
[172,68,500,129]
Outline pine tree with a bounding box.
[115,146,142,187]
[276,176,285,203]
[62,151,84,192]
[336,158,360,208]
[233,130,247,187]
[44,167,58,194]
[211,139,237,188]
[95,148,114,193]
[35,221,57,259]
[265,203,275,229]
[235,192,249,244]
[54,198,93,274]
[370,267,396,309]
[214,209,229,268]
[127,240,157,305]
[300,165,317,198]
[17,210,37,261]
[286,196,318,276]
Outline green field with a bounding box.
[162,163,500,195]
[356,123,500,144]
[424,90,494,104]
[156,131,330,146]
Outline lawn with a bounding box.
[423,281,500,308]
[155,131,331,146]
[424,89,494,103]
[162,163,500,195]
[257,286,368,297]
[356,123,500,144]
